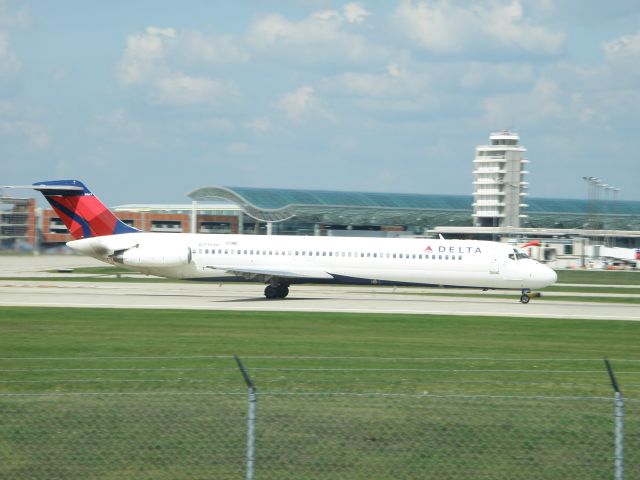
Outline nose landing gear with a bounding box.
[520,289,531,304]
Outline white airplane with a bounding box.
[21,180,557,303]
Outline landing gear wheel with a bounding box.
[264,285,289,299]
[264,285,278,299]
[277,285,289,298]
[520,294,530,304]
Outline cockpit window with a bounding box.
[509,249,529,260]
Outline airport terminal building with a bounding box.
[185,186,640,238]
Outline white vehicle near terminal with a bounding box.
[23,180,557,303]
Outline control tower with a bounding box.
[472,130,529,228]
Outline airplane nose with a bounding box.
[525,263,557,289]
[538,265,557,287]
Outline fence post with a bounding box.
[605,357,624,480]
[235,355,256,480]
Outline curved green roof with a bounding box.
[187,185,640,229]
[527,197,639,215]
[222,186,473,210]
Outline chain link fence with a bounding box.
[1,393,246,479]
[1,390,638,479]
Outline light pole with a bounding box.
[608,186,621,242]
[601,184,610,230]
[582,176,600,229]
[613,187,621,202]
[582,177,620,242]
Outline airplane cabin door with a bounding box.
[489,257,500,274]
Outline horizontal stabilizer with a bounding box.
[33,185,85,192]
[3,184,83,191]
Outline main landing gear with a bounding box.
[264,283,289,299]
[520,289,531,304]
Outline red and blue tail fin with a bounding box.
[33,180,140,240]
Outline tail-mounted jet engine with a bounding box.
[111,244,192,268]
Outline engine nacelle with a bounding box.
[112,245,192,268]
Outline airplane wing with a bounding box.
[204,265,334,281]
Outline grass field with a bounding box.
[1,308,639,479]
[1,307,639,397]
[556,269,640,285]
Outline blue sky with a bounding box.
[2,0,639,205]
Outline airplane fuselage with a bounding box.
[68,232,557,291]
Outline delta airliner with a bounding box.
[16,180,557,303]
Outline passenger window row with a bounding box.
[192,248,463,261]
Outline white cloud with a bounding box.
[482,78,570,126]
[603,31,640,65]
[459,62,534,89]
[323,63,427,98]
[343,3,371,24]
[0,0,27,80]
[181,30,250,64]
[151,74,238,106]
[0,0,29,29]
[90,108,168,149]
[387,63,402,78]
[0,99,15,114]
[393,0,565,55]
[91,108,145,146]
[570,93,595,124]
[51,67,67,82]
[591,90,640,124]
[227,142,251,155]
[312,10,342,22]
[96,108,127,129]
[319,62,442,113]
[0,31,20,77]
[245,117,271,133]
[117,26,243,107]
[0,120,50,150]
[249,12,339,46]
[279,86,321,121]
[117,26,175,85]
[195,117,235,134]
[247,4,380,64]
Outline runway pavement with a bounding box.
[2,279,639,321]
[1,255,638,320]
[1,253,113,276]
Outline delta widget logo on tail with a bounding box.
[34,179,139,240]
